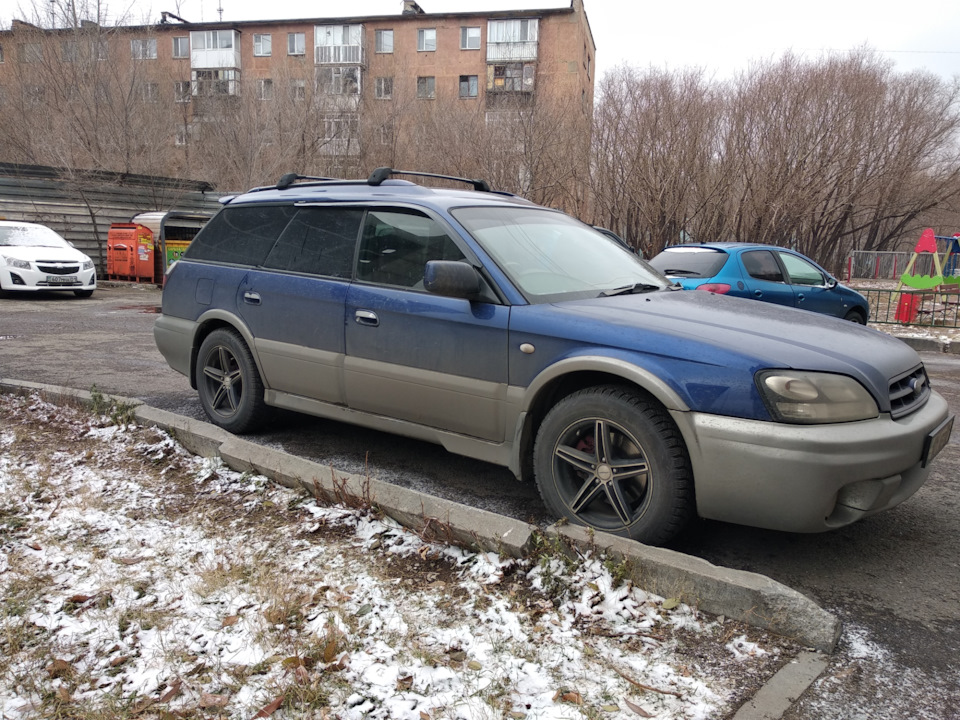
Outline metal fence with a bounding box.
[859,287,960,327]
[847,251,937,280]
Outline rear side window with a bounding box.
[262,207,363,278]
[184,205,296,266]
[741,250,785,283]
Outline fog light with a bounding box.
[11,273,25,285]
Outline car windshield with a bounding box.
[648,247,728,277]
[452,206,669,302]
[0,224,71,248]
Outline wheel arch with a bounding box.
[514,357,690,483]
[188,310,262,391]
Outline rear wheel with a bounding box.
[196,328,268,433]
[534,386,694,545]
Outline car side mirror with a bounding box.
[826,277,838,289]
[424,260,482,299]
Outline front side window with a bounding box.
[253,33,271,56]
[172,36,189,58]
[742,250,785,283]
[459,75,478,98]
[375,29,393,53]
[263,207,363,278]
[779,252,826,286]
[288,32,305,56]
[357,209,466,289]
[460,26,480,49]
[417,28,436,52]
[416,76,435,99]
[131,38,158,59]
[453,206,667,302]
[184,205,297,266]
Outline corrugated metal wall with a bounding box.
[0,163,222,271]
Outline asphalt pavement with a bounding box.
[2,283,958,718]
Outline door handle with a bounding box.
[355,309,379,327]
[243,291,261,306]
[753,290,762,297]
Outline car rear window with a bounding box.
[648,248,727,278]
[184,205,296,266]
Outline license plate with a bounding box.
[46,275,76,284]
[922,415,954,467]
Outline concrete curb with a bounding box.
[0,378,841,655]
[896,335,960,354]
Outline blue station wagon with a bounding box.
[154,169,952,545]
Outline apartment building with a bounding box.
[0,0,595,183]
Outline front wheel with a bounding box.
[534,386,694,545]
[195,328,268,433]
[843,309,867,324]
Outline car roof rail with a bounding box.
[368,167,491,193]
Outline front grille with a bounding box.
[37,263,81,275]
[889,365,931,419]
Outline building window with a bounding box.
[192,69,238,96]
[61,40,77,62]
[378,122,394,146]
[253,34,271,56]
[290,78,306,100]
[19,44,43,63]
[460,27,480,50]
[489,62,535,92]
[172,36,189,58]
[174,81,191,103]
[375,76,393,100]
[487,18,538,43]
[315,25,361,63]
[256,78,273,100]
[375,29,393,53]
[95,40,108,61]
[140,82,160,102]
[459,75,478,98]
[317,66,360,95]
[416,76,435,99]
[417,28,436,52]
[131,38,157,60]
[191,30,234,49]
[25,85,45,103]
[288,32,305,56]
[0,44,4,63]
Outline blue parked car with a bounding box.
[648,243,870,324]
[154,170,950,545]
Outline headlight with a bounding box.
[756,370,879,424]
[2,256,31,270]
[82,260,94,270]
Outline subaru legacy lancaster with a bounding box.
[154,169,953,545]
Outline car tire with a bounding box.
[844,309,867,324]
[196,328,268,434]
[74,289,94,298]
[534,385,694,545]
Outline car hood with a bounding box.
[529,289,919,412]
[0,245,90,263]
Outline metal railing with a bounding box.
[858,287,960,327]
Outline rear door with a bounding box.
[343,208,510,441]
[738,249,797,307]
[236,206,363,403]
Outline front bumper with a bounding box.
[672,390,951,532]
[0,265,97,291]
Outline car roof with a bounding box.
[224,169,540,213]
[660,242,794,253]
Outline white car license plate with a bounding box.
[46,275,76,284]
[922,415,954,467]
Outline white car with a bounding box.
[0,221,97,298]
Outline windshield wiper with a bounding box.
[662,268,701,276]
[600,283,663,297]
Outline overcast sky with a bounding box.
[9,0,960,80]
